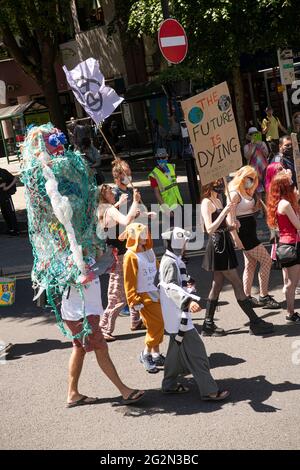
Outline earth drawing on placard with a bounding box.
[188,106,203,125]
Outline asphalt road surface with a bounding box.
[1,253,300,450]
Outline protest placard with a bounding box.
[291,133,300,189]
[181,82,242,185]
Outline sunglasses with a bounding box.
[101,185,112,192]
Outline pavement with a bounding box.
[1,253,300,450]
[2,154,296,450]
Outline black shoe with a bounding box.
[249,320,274,335]
[258,295,281,309]
[286,313,300,324]
[202,321,226,337]
[247,296,262,308]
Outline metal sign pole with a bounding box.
[277,48,291,128]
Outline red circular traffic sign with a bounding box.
[158,19,188,64]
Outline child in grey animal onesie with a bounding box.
[158,227,229,401]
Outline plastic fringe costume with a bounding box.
[20,123,102,340]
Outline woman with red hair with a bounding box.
[265,162,284,193]
[267,171,300,323]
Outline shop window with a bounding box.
[76,0,105,31]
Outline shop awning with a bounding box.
[0,101,47,120]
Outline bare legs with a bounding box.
[283,264,300,316]
[67,346,144,404]
[68,347,86,403]
[94,348,141,400]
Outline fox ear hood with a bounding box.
[119,222,153,251]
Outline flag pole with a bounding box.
[98,124,118,160]
[97,123,136,190]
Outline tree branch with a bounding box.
[1,21,42,84]
[15,17,41,67]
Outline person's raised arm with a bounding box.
[2,176,17,192]
[261,118,269,135]
[107,189,141,226]
[201,198,235,235]
[244,142,255,161]
[226,192,244,249]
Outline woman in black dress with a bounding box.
[201,179,274,337]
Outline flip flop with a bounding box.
[103,334,116,342]
[162,384,189,394]
[0,343,13,356]
[66,395,100,408]
[202,390,230,401]
[120,390,145,406]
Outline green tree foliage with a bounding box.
[126,0,300,137]
[0,0,72,131]
[127,0,300,77]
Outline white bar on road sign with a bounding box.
[160,36,186,47]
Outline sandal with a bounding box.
[162,384,189,394]
[0,343,13,356]
[202,390,230,401]
[120,389,145,406]
[66,395,100,408]
[103,333,116,342]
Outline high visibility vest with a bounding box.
[149,164,183,209]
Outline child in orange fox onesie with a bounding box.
[120,223,165,374]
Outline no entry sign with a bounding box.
[158,19,188,64]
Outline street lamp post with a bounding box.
[161,0,170,19]
[160,0,199,206]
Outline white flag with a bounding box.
[0,80,6,104]
[63,58,124,125]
